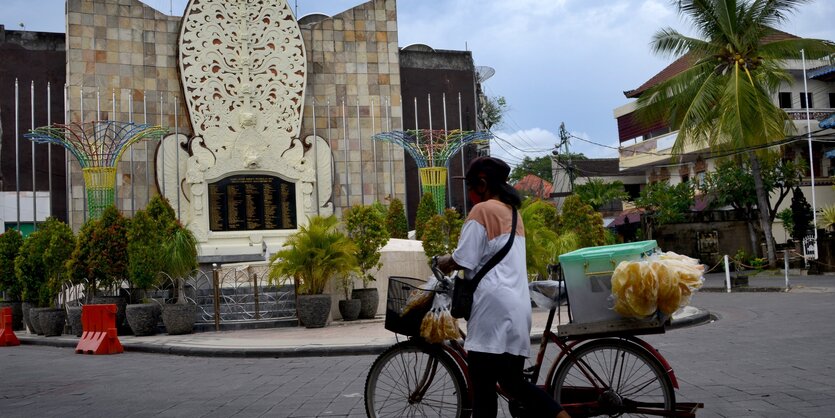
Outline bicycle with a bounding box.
[364,260,702,417]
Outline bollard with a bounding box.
[0,307,20,346]
[253,273,260,320]
[75,304,123,355]
[784,250,790,290]
[213,264,220,332]
[723,255,731,293]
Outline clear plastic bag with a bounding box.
[610,251,705,318]
[528,280,566,309]
[419,284,461,343]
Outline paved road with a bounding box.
[2,290,834,417]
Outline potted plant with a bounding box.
[159,220,200,335]
[15,218,74,336]
[125,196,172,336]
[77,206,131,334]
[0,228,24,331]
[732,249,749,288]
[64,219,96,336]
[345,204,389,319]
[336,274,361,321]
[269,215,357,328]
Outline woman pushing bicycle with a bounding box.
[437,156,570,418]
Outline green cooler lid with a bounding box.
[558,240,658,263]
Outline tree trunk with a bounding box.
[749,153,777,267]
[746,218,759,256]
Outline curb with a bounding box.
[17,335,392,358]
[17,307,715,359]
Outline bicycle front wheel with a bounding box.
[365,339,469,418]
[550,339,674,417]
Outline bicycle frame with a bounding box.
[428,304,682,416]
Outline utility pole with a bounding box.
[558,122,574,192]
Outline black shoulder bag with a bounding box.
[450,206,518,320]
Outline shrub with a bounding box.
[268,215,358,295]
[15,218,74,307]
[422,208,462,264]
[162,222,199,303]
[66,206,129,295]
[0,228,23,301]
[558,195,606,248]
[127,196,178,292]
[345,204,390,287]
[415,192,436,240]
[385,198,408,239]
[127,211,165,291]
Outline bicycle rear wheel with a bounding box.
[365,339,469,418]
[550,339,674,417]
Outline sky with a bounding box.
[2,0,834,167]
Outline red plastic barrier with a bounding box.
[75,304,123,355]
[0,307,20,346]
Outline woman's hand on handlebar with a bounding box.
[436,254,460,275]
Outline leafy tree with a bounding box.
[522,199,565,279]
[574,178,629,211]
[790,187,813,241]
[15,218,74,307]
[421,209,463,264]
[558,195,606,248]
[777,208,794,236]
[344,204,390,287]
[704,155,805,250]
[415,192,436,240]
[479,95,508,131]
[385,198,408,239]
[509,155,554,184]
[90,206,130,293]
[127,210,162,292]
[0,229,23,301]
[634,181,694,239]
[635,0,835,266]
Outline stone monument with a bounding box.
[157,0,333,261]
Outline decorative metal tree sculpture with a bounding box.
[26,121,168,219]
[373,129,491,213]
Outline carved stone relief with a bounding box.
[160,0,333,258]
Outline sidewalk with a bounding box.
[18,272,834,358]
[17,304,712,358]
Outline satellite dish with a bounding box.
[476,66,495,83]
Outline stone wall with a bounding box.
[299,0,406,218]
[65,0,188,229]
[64,0,408,229]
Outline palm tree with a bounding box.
[636,0,834,266]
[574,178,629,211]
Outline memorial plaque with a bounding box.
[208,175,297,231]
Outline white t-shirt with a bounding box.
[452,199,530,357]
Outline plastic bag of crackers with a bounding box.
[419,290,461,343]
[610,251,705,318]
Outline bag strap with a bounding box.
[469,205,518,287]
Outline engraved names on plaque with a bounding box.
[208,175,297,231]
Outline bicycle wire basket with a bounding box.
[385,276,432,336]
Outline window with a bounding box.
[799,92,814,109]
[830,93,835,108]
[778,92,792,108]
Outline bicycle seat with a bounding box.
[528,280,566,309]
